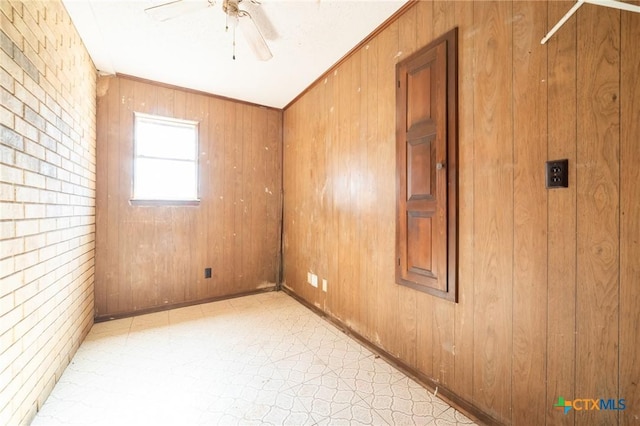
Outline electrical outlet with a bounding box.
[311,274,318,288]
[204,267,212,279]
[322,279,327,292]
[546,159,569,188]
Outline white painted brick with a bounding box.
[38,218,56,232]
[0,272,24,299]
[15,219,39,236]
[0,306,23,337]
[14,84,40,116]
[13,117,39,142]
[0,222,15,240]
[23,170,45,189]
[0,237,24,258]
[23,233,45,251]
[24,204,45,219]
[23,139,45,160]
[0,202,23,220]
[0,332,15,368]
[15,186,40,203]
[0,104,15,128]
[0,257,14,279]
[22,262,45,285]
[38,245,56,262]
[14,151,39,173]
[0,165,23,184]
[44,176,60,191]
[13,250,38,272]
[14,279,38,306]
[0,144,14,165]
[0,183,15,201]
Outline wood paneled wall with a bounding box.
[282,1,640,424]
[95,75,282,318]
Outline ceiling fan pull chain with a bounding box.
[233,21,237,60]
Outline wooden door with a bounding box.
[396,28,457,301]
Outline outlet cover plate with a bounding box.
[546,159,569,188]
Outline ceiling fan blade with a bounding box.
[145,0,212,22]
[242,1,278,40]
[238,11,273,61]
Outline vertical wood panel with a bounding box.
[351,50,364,330]
[104,77,120,315]
[546,1,578,425]
[620,5,640,424]
[233,103,244,289]
[512,2,548,424]
[208,97,225,294]
[376,21,399,356]
[358,44,370,337]
[453,0,475,402]
[364,36,380,345]
[186,93,208,300]
[472,1,513,421]
[431,0,455,388]
[576,4,620,424]
[324,77,338,313]
[222,103,236,294]
[316,80,329,310]
[241,104,254,287]
[119,78,137,310]
[95,77,110,317]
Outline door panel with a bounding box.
[396,28,457,301]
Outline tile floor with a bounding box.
[32,291,477,425]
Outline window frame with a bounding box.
[131,112,200,205]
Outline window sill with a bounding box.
[130,199,200,207]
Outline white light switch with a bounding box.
[322,279,327,292]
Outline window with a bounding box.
[133,112,199,202]
[395,28,458,301]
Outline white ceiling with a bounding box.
[63,0,408,108]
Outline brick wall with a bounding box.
[0,0,96,424]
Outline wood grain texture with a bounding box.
[471,1,513,421]
[576,3,620,425]
[452,0,475,402]
[95,75,282,317]
[511,2,548,424]
[94,78,109,315]
[280,1,639,424]
[619,2,640,424]
[431,0,455,388]
[376,20,400,357]
[546,1,578,425]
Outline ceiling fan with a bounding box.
[144,0,273,61]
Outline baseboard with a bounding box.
[281,286,503,426]
[94,286,277,322]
